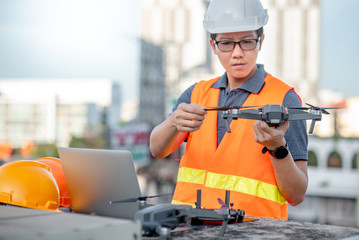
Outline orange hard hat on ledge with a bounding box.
[35,157,72,209]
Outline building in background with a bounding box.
[289,136,359,226]
[138,39,166,127]
[141,0,213,115]
[0,79,120,149]
[260,0,320,103]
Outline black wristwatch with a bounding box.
[262,143,289,159]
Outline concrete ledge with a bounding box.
[0,205,141,240]
[166,217,359,240]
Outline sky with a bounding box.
[320,0,359,97]
[0,0,141,101]
[0,0,358,100]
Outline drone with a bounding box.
[205,103,343,134]
[110,190,249,239]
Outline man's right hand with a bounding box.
[171,103,207,132]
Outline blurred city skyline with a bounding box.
[0,0,358,103]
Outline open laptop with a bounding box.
[58,147,141,220]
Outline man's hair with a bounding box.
[210,27,264,40]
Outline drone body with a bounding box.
[206,103,339,134]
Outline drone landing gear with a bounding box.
[189,190,245,236]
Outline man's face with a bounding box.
[210,31,263,86]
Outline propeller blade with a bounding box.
[305,103,316,108]
[322,109,330,115]
[321,107,344,112]
[217,197,227,214]
[109,197,139,204]
[217,197,226,207]
[109,193,173,204]
[205,105,263,111]
[205,106,232,111]
[146,193,173,199]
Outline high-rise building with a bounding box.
[138,39,166,126]
[260,0,320,102]
[141,0,211,115]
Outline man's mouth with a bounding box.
[233,63,245,67]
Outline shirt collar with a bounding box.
[212,64,267,94]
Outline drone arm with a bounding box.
[287,112,314,121]
[237,112,262,121]
[287,111,322,134]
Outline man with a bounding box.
[150,0,308,220]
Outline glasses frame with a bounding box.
[214,37,261,52]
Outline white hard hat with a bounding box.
[203,0,269,34]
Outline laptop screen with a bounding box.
[58,147,142,220]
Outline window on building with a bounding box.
[308,150,318,167]
[327,151,342,168]
[352,152,359,169]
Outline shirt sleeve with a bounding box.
[171,83,197,112]
[283,90,308,161]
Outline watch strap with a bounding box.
[262,143,288,159]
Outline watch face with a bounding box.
[275,146,289,159]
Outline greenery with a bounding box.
[68,135,106,149]
[31,143,59,158]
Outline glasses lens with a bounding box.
[218,41,235,52]
[240,40,258,50]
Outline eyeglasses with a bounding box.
[214,37,261,52]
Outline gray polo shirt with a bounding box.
[172,64,308,161]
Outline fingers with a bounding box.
[253,121,270,142]
[253,120,288,149]
[173,103,207,132]
[178,103,207,119]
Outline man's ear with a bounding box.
[209,38,217,55]
[259,34,265,51]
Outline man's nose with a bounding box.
[232,43,244,57]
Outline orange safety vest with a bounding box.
[172,74,298,220]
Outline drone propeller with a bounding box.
[205,106,233,111]
[109,193,173,204]
[205,105,262,111]
[288,103,343,115]
[305,103,343,114]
